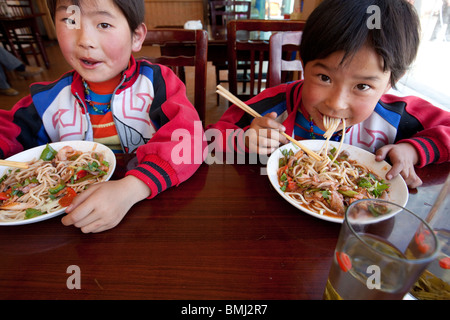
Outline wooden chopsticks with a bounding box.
[216,85,323,161]
[0,160,29,169]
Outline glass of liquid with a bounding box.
[410,174,450,300]
[323,199,440,300]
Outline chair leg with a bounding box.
[215,66,220,105]
[29,44,41,67]
[34,33,50,68]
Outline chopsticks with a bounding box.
[216,85,323,161]
[0,160,29,169]
[425,172,450,223]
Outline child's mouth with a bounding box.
[81,59,100,67]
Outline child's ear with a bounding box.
[384,72,405,93]
[131,23,147,53]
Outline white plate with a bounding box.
[0,141,116,226]
[267,140,409,223]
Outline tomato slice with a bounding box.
[439,257,450,269]
[76,170,88,180]
[336,252,352,272]
[414,231,431,254]
[58,187,77,207]
[0,192,9,201]
[0,189,12,201]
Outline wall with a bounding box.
[145,0,206,29]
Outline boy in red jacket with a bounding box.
[0,0,205,232]
[208,0,450,188]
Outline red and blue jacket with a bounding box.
[0,56,206,199]
[208,80,450,167]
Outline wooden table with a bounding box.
[0,154,448,302]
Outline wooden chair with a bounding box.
[141,29,208,126]
[227,19,306,101]
[209,0,251,27]
[209,0,251,104]
[0,0,49,68]
[268,31,303,88]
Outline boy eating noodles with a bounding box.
[208,0,450,188]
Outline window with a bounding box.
[391,0,450,111]
[252,0,294,19]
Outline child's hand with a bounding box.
[246,112,289,154]
[61,176,151,233]
[375,143,423,188]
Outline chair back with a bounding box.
[209,1,251,28]
[209,0,251,105]
[0,0,49,68]
[227,19,306,100]
[142,29,208,126]
[268,31,303,88]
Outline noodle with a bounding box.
[278,116,389,218]
[0,146,110,222]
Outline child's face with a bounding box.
[301,45,392,132]
[54,0,145,83]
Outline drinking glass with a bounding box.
[410,176,450,300]
[323,199,440,300]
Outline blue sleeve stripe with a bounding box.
[374,103,401,128]
[139,62,155,82]
[32,76,73,117]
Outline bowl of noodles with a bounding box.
[0,141,116,226]
[267,140,408,223]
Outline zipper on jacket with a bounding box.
[109,74,127,153]
[74,91,92,141]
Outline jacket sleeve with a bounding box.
[395,96,450,167]
[206,84,290,154]
[125,64,206,199]
[0,95,47,159]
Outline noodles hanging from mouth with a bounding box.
[319,116,346,163]
[278,116,389,218]
[0,145,110,222]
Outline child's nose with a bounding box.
[77,25,96,49]
[326,88,348,112]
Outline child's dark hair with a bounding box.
[46,0,145,32]
[299,0,420,88]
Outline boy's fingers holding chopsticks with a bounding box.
[246,133,279,154]
[216,85,322,161]
[246,127,277,154]
[252,112,289,144]
[246,113,288,154]
[259,112,286,130]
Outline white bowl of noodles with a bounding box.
[0,141,116,226]
[267,140,408,223]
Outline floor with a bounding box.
[0,41,229,127]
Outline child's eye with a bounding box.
[98,23,112,29]
[356,84,371,91]
[62,18,77,26]
[319,74,331,83]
